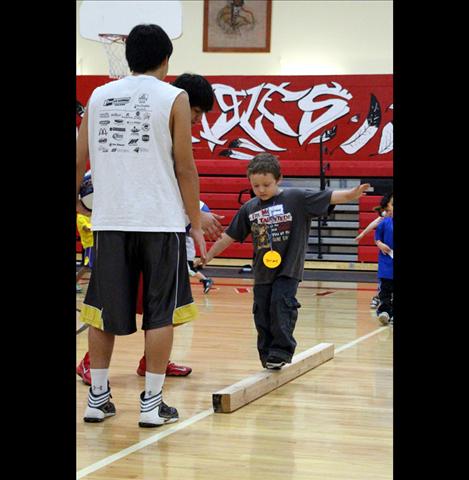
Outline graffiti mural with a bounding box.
[76,75,393,162]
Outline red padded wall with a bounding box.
[77,75,392,264]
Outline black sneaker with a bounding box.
[83,387,116,423]
[139,391,179,428]
[265,356,287,370]
[202,278,213,294]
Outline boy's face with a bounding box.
[386,196,393,216]
[191,107,204,125]
[249,173,281,201]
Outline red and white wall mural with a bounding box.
[77,74,392,165]
[77,75,392,263]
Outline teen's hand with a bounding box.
[350,183,371,200]
[201,211,225,241]
[190,227,207,263]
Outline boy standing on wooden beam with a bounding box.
[197,153,370,369]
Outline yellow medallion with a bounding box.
[263,250,282,269]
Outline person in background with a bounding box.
[374,193,393,325]
[354,192,393,309]
[77,71,221,386]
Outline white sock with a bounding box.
[90,368,109,395]
[145,372,165,399]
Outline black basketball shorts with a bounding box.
[80,231,197,335]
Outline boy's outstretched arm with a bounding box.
[196,233,235,267]
[354,216,383,241]
[330,183,371,204]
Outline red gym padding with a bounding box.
[358,246,379,263]
[201,193,251,210]
[200,177,251,193]
[359,212,379,228]
[195,159,392,178]
[359,195,383,212]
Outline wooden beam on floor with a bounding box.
[212,343,334,413]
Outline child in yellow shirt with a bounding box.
[76,213,94,286]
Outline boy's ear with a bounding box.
[278,174,283,183]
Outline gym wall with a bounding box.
[76,0,393,76]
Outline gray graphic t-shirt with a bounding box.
[226,188,333,284]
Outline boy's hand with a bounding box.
[190,227,207,263]
[193,258,203,268]
[377,241,392,255]
[201,211,225,241]
[354,233,364,242]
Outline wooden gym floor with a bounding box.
[76,274,392,479]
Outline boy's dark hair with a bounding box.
[247,153,282,180]
[380,191,393,210]
[172,73,214,112]
[125,24,173,73]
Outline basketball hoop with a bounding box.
[98,34,130,79]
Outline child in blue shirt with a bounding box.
[374,193,393,325]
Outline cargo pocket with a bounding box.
[283,296,301,328]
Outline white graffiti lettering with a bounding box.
[192,82,391,155]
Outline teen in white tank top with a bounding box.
[87,75,186,232]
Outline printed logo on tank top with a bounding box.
[96,94,151,154]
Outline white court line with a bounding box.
[77,326,389,478]
[76,408,214,479]
[335,326,389,354]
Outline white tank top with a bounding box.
[87,75,186,232]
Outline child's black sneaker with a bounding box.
[370,296,379,309]
[265,356,286,370]
[201,278,213,294]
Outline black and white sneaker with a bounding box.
[265,356,287,370]
[370,296,380,309]
[139,391,179,428]
[83,387,116,423]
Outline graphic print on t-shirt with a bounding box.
[97,93,152,155]
[249,204,292,251]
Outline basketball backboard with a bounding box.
[79,0,182,41]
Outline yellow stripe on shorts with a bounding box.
[173,302,198,325]
[80,304,104,330]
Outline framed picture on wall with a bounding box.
[203,0,272,52]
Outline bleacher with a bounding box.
[194,151,391,265]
